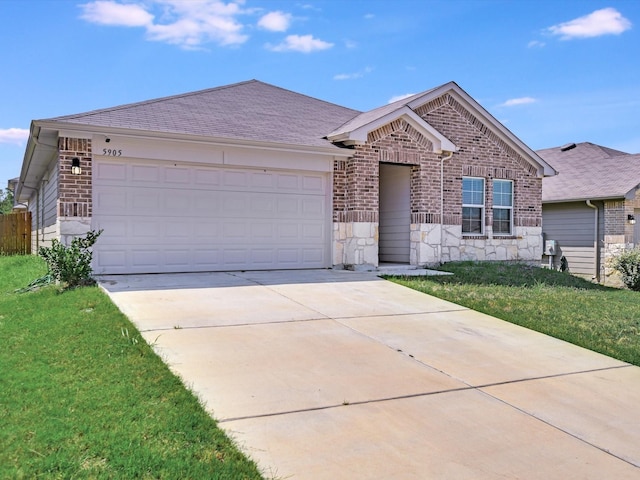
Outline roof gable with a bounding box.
[538,142,640,202]
[327,105,456,153]
[328,82,555,176]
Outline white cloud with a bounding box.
[79,0,153,26]
[267,34,333,53]
[527,40,545,48]
[547,8,632,40]
[258,11,291,32]
[500,97,537,107]
[333,66,372,81]
[79,0,249,48]
[364,13,374,19]
[0,128,29,145]
[388,93,415,104]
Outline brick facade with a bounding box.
[58,137,92,218]
[332,92,543,268]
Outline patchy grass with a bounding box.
[389,261,640,366]
[0,255,263,479]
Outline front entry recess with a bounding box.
[379,163,411,263]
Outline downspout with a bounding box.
[440,150,454,263]
[586,200,600,282]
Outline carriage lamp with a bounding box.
[71,157,82,175]
[628,214,636,225]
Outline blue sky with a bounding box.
[1,0,639,186]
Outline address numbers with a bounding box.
[102,148,123,156]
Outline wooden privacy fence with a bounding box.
[0,212,31,255]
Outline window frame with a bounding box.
[462,176,485,235]
[492,179,513,236]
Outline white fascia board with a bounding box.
[37,121,354,158]
[334,106,457,153]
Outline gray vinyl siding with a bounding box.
[542,201,604,277]
[29,161,59,251]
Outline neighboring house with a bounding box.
[538,142,640,282]
[16,80,555,274]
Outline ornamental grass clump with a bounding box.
[38,229,103,289]
[611,248,640,291]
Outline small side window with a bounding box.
[462,177,485,234]
[493,179,513,235]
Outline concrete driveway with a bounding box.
[100,269,640,479]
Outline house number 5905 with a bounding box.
[102,148,122,156]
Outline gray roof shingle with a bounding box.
[46,80,361,150]
[538,142,640,202]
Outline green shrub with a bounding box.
[611,248,640,291]
[38,229,103,288]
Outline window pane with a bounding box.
[463,178,484,206]
[463,207,483,234]
[493,180,512,207]
[493,208,511,234]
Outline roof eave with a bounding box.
[37,120,355,157]
[17,122,59,203]
[327,106,457,154]
[542,195,626,204]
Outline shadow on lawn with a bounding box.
[422,261,616,291]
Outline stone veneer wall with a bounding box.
[57,137,93,244]
[333,93,544,269]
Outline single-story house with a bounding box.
[538,142,640,282]
[16,80,555,274]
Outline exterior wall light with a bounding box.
[71,157,82,175]
[628,214,636,225]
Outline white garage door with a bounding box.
[92,158,330,274]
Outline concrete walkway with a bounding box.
[99,269,640,479]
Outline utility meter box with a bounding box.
[544,239,557,256]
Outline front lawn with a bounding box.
[389,262,640,366]
[0,255,262,479]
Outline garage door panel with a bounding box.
[93,159,329,273]
[164,167,190,184]
[132,221,160,238]
[223,171,249,188]
[302,175,325,192]
[165,250,190,267]
[131,164,160,183]
[95,162,127,182]
[194,169,221,187]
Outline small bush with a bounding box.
[611,248,640,291]
[38,229,103,288]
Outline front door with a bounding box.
[379,163,411,263]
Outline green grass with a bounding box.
[0,256,263,479]
[389,261,640,366]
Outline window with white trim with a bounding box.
[462,177,484,234]
[493,179,513,235]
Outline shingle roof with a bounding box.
[46,80,361,150]
[538,142,640,202]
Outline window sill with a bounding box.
[462,235,487,240]
[493,235,519,239]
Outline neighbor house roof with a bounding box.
[538,142,640,203]
[43,79,361,151]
